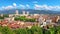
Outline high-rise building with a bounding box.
[27,11,29,15]
[23,11,25,15]
[16,10,19,15]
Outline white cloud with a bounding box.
[20,4,25,9]
[34,4,43,10]
[1,3,17,10]
[34,4,60,11]
[1,6,5,9]
[1,6,13,10]
[0,3,17,10]
[13,3,17,7]
[0,3,60,11]
[26,4,30,8]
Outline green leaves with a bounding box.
[0,25,60,34]
[0,16,4,19]
[1,26,14,34]
[3,14,9,17]
[14,16,36,22]
[31,26,43,34]
[56,26,60,34]
[14,28,27,34]
[49,27,56,34]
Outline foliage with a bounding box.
[14,16,36,22]
[3,14,9,17]
[0,26,60,34]
[14,28,27,34]
[0,16,4,19]
[56,26,60,34]
[31,26,43,34]
[1,26,14,34]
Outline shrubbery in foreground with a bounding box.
[0,26,60,34]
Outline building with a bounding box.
[27,11,29,16]
[15,10,19,15]
[38,16,45,25]
[23,11,25,15]
[56,16,60,22]
[41,22,47,27]
[46,19,52,25]
[9,14,13,17]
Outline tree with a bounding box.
[44,29,50,34]
[0,26,2,34]
[31,26,43,34]
[14,16,36,22]
[0,16,4,19]
[1,26,14,34]
[3,14,9,17]
[56,26,60,34]
[49,27,56,34]
[15,28,27,34]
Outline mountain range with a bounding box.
[0,9,60,15]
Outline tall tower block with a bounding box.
[27,11,29,15]
[23,11,25,15]
[16,10,19,15]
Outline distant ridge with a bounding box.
[0,9,60,15]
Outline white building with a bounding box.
[34,14,39,16]
[27,11,29,15]
[56,16,60,22]
[11,17,15,21]
[9,14,13,17]
[38,16,45,24]
[16,10,19,15]
[23,11,25,15]
[46,19,52,24]
[43,22,46,26]
[41,22,46,27]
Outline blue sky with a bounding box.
[0,0,60,11]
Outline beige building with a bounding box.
[15,10,19,15]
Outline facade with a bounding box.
[15,10,19,15]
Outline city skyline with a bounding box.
[0,0,60,11]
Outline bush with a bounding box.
[14,28,27,34]
[0,25,60,34]
[0,16,4,19]
[14,16,36,22]
[1,26,14,34]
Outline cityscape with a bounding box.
[0,0,60,34]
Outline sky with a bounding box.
[0,0,60,11]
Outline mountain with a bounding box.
[0,9,60,15]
